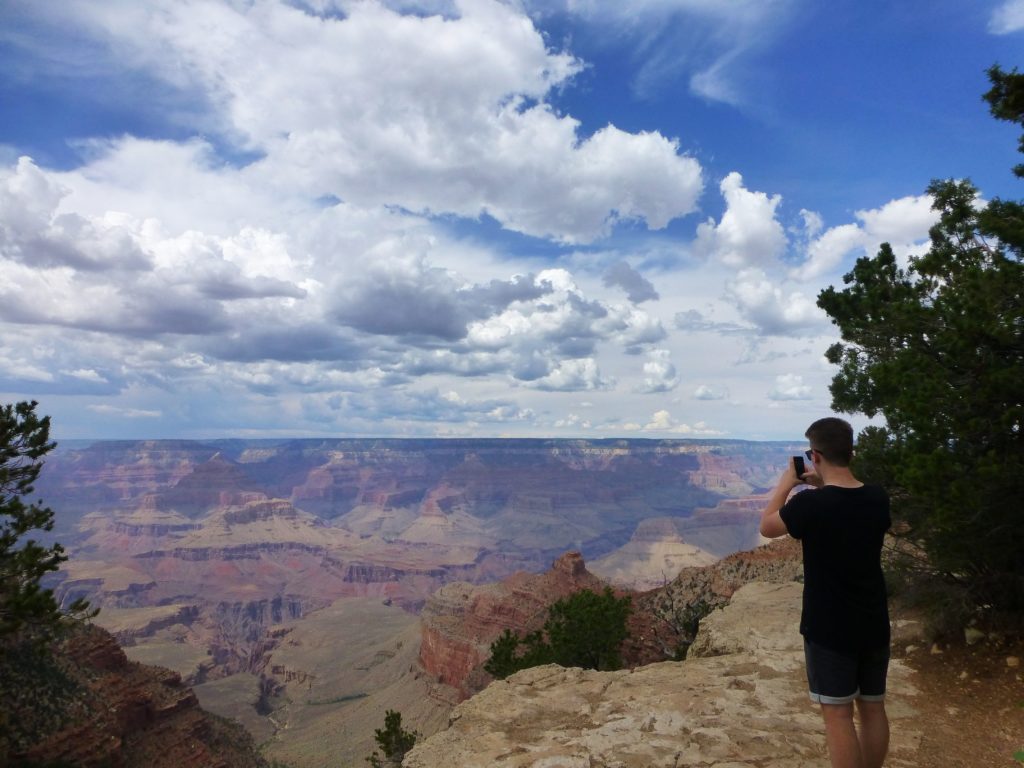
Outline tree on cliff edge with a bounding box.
[0,400,92,640]
[816,65,1024,616]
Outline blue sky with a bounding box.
[0,0,1021,441]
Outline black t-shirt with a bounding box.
[780,484,891,652]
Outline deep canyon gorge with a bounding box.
[37,438,801,765]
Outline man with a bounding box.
[760,417,891,768]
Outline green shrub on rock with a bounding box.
[484,587,632,679]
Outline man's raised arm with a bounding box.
[759,458,808,538]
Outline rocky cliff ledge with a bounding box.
[406,582,923,768]
[3,624,266,768]
[419,541,805,701]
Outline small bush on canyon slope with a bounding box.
[366,709,418,768]
[485,587,632,678]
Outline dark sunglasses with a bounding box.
[804,449,816,462]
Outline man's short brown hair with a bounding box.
[805,417,854,466]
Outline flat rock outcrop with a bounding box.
[406,582,923,767]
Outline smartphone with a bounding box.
[793,455,805,477]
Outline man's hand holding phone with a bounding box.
[791,454,823,487]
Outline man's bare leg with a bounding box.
[855,699,889,768]
[821,702,863,768]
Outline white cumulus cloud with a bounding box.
[34,0,703,244]
[639,409,723,435]
[639,348,680,393]
[726,268,825,335]
[768,373,813,401]
[693,384,726,400]
[695,172,787,268]
[797,194,938,280]
[530,358,611,392]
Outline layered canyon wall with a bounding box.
[35,438,800,763]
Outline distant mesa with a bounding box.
[154,454,259,518]
[589,517,721,591]
[220,498,305,525]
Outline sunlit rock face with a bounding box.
[589,517,720,590]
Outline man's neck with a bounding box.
[818,463,863,488]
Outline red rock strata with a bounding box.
[418,551,608,698]
[10,625,264,768]
[417,551,680,699]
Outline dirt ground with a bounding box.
[894,637,1024,767]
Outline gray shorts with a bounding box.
[803,638,890,705]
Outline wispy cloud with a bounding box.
[547,0,798,104]
[87,404,162,418]
[989,0,1024,34]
